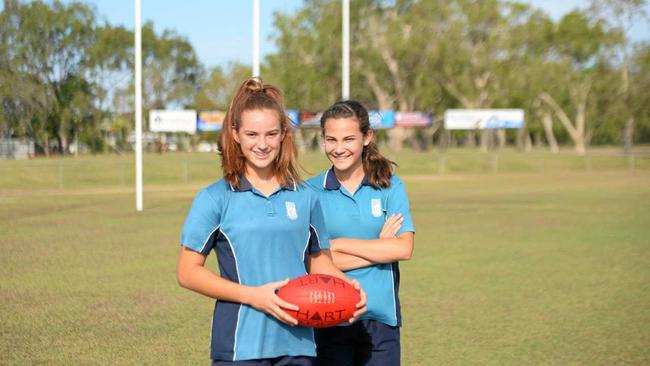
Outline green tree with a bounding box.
[193,62,250,111]
[0,0,100,155]
[590,0,648,152]
[536,10,620,155]
[266,0,343,111]
[630,44,650,143]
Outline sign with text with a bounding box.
[395,112,432,127]
[197,110,225,132]
[444,109,524,130]
[149,110,197,133]
[299,111,322,129]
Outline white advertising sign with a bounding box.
[444,109,524,130]
[149,110,197,133]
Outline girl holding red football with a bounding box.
[177,79,366,366]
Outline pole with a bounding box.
[342,0,350,99]
[135,0,143,211]
[253,0,260,77]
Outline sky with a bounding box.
[25,0,650,69]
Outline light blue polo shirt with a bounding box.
[306,169,414,327]
[180,176,330,361]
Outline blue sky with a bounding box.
[29,0,650,69]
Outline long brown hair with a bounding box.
[320,100,396,188]
[219,78,301,188]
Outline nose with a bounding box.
[256,135,269,150]
[333,141,345,155]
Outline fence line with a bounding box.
[1,152,649,191]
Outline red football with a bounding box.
[276,274,361,328]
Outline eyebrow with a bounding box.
[243,128,281,133]
[324,134,356,139]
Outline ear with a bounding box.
[232,126,240,144]
[363,129,374,146]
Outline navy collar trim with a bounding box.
[230,175,297,192]
[323,168,369,190]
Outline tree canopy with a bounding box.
[1,0,648,154]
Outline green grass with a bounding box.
[1,148,649,365]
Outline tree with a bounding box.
[590,0,648,153]
[267,0,344,111]
[630,44,650,143]
[536,10,619,155]
[140,23,203,113]
[193,62,250,111]
[0,0,99,155]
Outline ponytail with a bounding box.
[362,141,395,188]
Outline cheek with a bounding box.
[324,142,338,154]
[269,135,283,148]
[346,141,363,152]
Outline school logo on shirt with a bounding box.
[371,198,383,217]
[285,201,298,220]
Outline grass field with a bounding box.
[1,148,649,365]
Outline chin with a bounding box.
[253,161,273,170]
[331,161,352,172]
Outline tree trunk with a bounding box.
[538,91,588,156]
[515,128,525,150]
[44,135,50,158]
[496,129,506,148]
[540,112,559,154]
[388,128,406,152]
[574,135,586,156]
[60,134,68,155]
[465,131,477,148]
[420,124,440,151]
[480,130,489,152]
[293,129,306,153]
[623,117,634,155]
[533,132,543,149]
[524,133,532,152]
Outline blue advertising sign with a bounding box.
[287,109,300,128]
[369,110,395,129]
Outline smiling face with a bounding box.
[234,108,284,175]
[323,117,372,176]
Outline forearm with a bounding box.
[330,251,374,271]
[308,249,353,281]
[178,266,247,301]
[330,233,414,263]
[177,250,254,305]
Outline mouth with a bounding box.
[253,151,271,159]
[331,154,351,162]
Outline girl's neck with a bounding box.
[245,165,279,196]
[334,161,365,193]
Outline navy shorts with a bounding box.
[315,320,400,366]
[211,356,314,366]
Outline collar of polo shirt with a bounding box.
[323,167,370,190]
[230,175,297,192]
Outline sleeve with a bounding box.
[307,191,331,254]
[304,175,324,193]
[180,188,222,255]
[386,176,415,236]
